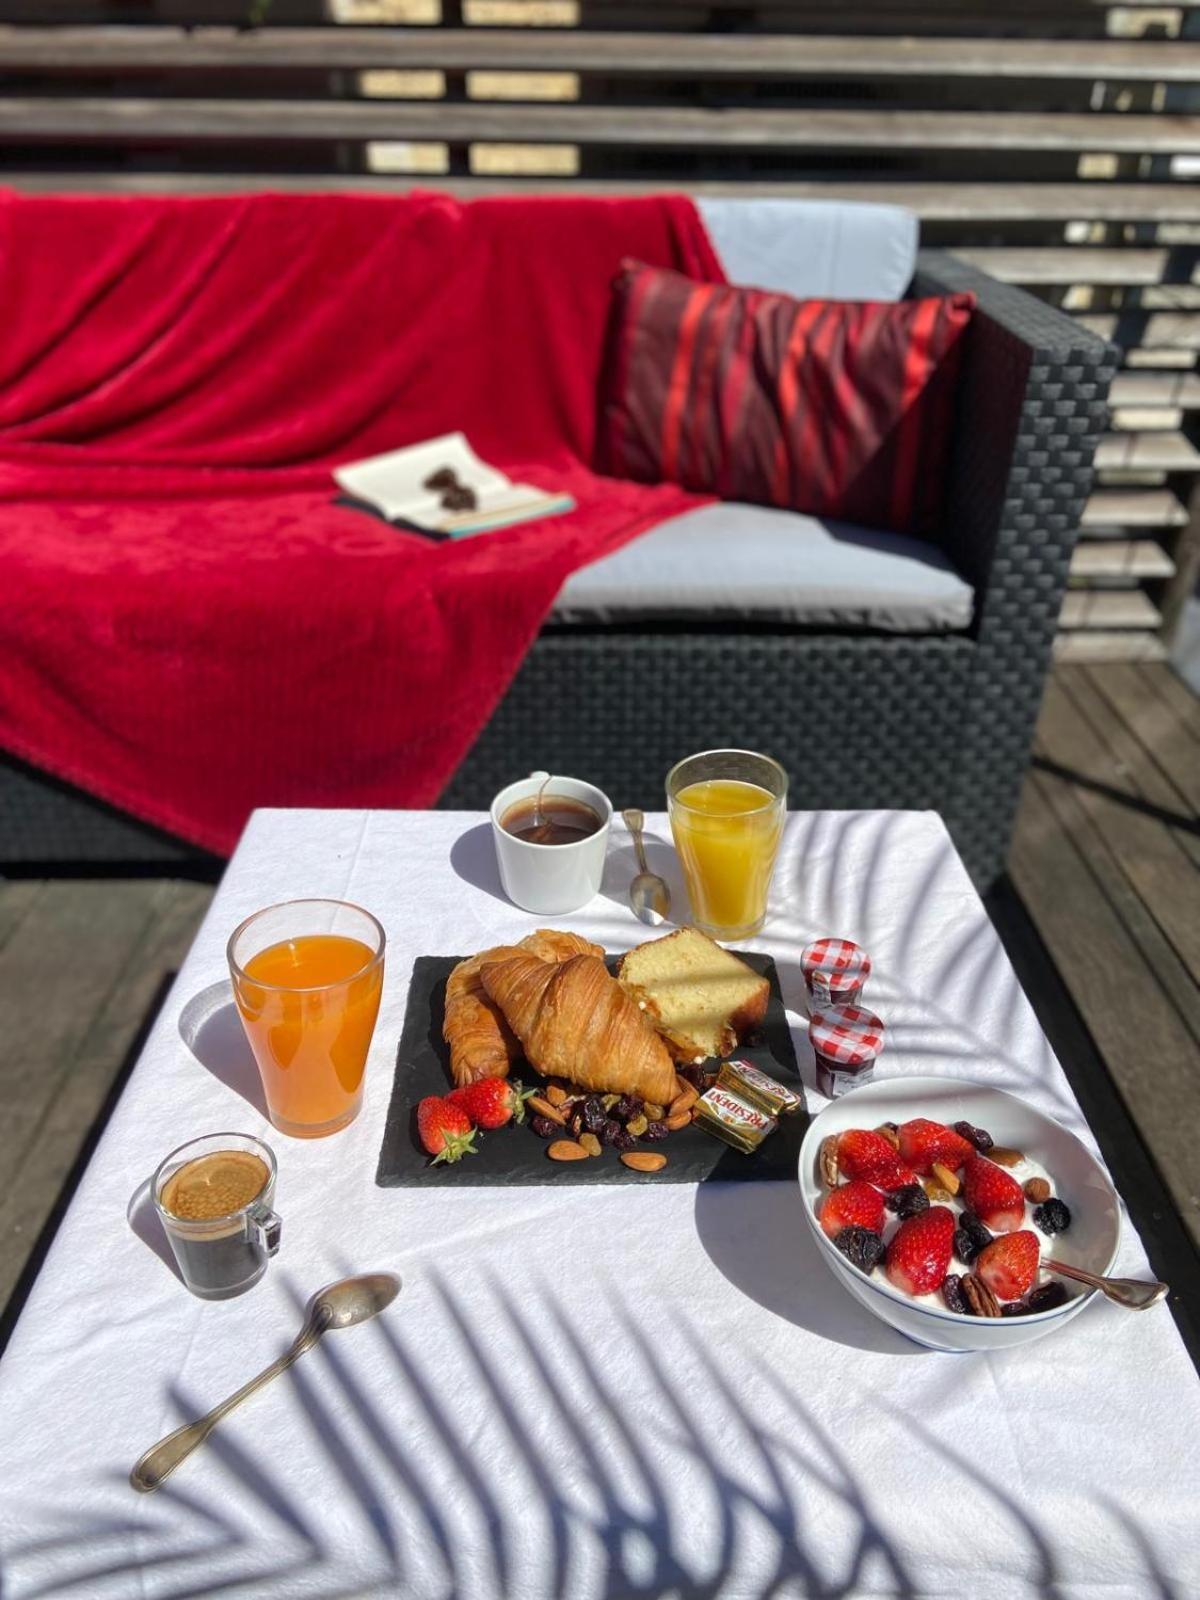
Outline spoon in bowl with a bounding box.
[622,808,671,926]
[130,1272,401,1493]
[1043,1258,1168,1310]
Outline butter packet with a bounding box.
[693,1084,777,1155]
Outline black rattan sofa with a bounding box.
[0,247,1115,888]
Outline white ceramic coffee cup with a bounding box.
[490,772,612,915]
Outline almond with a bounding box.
[665,1110,691,1131]
[621,1151,667,1173]
[931,1161,960,1196]
[989,1146,1023,1168]
[1023,1177,1051,1203]
[527,1095,565,1126]
[544,1084,569,1108]
[669,1084,699,1117]
[547,1139,589,1162]
[819,1135,839,1188]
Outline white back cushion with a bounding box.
[697,198,918,303]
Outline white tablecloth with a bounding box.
[1,809,1198,1600]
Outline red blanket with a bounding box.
[0,190,723,853]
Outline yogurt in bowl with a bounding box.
[798,1076,1122,1352]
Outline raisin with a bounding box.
[940,1274,969,1315]
[610,1128,637,1152]
[580,1097,607,1135]
[953,1120,994,1154]
[954,1211,992,1265]
[676,1064,704,1089]
[833,1226,885,1274]
[1000,1302,1028,1317]
[530,1115,560,1139]
[1026,1281,1069,1312]
[641,1120,669,1141]
[612,1095,640,1122]
[1033,1199,1071,1236]
[599,1118,623,1147]
[886,1183,929,1220]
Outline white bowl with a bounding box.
[798,1077,1121,1352]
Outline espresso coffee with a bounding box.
[159,1150,275,1299]
[501,794,602,846]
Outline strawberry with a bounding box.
[962,1153,1026,1233]
[885,1205,956,1297]
[837,1128,917,1192]
[417,1095,479,1164]
[819,1180,886,1240]
[447,1077,530,1130]
[976,1230,1040,1301]
[896,1118,975,1176]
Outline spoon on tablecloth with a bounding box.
[130,1272,401,1493]
[623,808,671,926]
[1044,1258,1168,1310]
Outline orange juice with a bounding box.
[233,934,383,1138]
[670,778,784,938]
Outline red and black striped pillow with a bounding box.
[598,260,974,538]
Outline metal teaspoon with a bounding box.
[130,1272,401,1493]
[623,807,671,926]
[1043,1258,1168,1310]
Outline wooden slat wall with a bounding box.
[3,0,1200,659]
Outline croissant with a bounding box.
[443,930,607,1086]
[443,945,527,1086]
[479,953,677,1105]
[519,929,605,964]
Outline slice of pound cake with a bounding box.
[617,926,770,1063]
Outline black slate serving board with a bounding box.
[376,951,807,1187]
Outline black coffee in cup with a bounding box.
[501,795,602,845]
[154,1139,281,1300]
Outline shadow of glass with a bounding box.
[126,1176,183,1283]
[692,1181,922,1356]
[178,980,268,1118]
[448,821,510,903]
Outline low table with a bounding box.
[2,808,1198,1598]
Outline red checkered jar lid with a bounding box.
[808,1004,885,1066]
[800,938,871,995]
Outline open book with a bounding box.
[333,433,574,538]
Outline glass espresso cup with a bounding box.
[228,898,385,1139]
[154,1132,280,1300]
[667,749,788,940]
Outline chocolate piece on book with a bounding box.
[693,1084,777,1155]
[717,1058,803,1119]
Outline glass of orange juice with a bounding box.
[227,899,385,1139]
[667,750,788,940]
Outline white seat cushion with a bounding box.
[697,198,918,303]
[551,502,974,634]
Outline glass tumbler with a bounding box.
[228,898,385,1139]
[153,1132,281,1300]
[667,749,788,940]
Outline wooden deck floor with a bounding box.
[1,662,1196,1348]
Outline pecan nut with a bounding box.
[819,1135,840,1188]
[963,1274,1001,1317]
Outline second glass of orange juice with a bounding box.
[228,899,385,1138]
[667,750,788,940]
